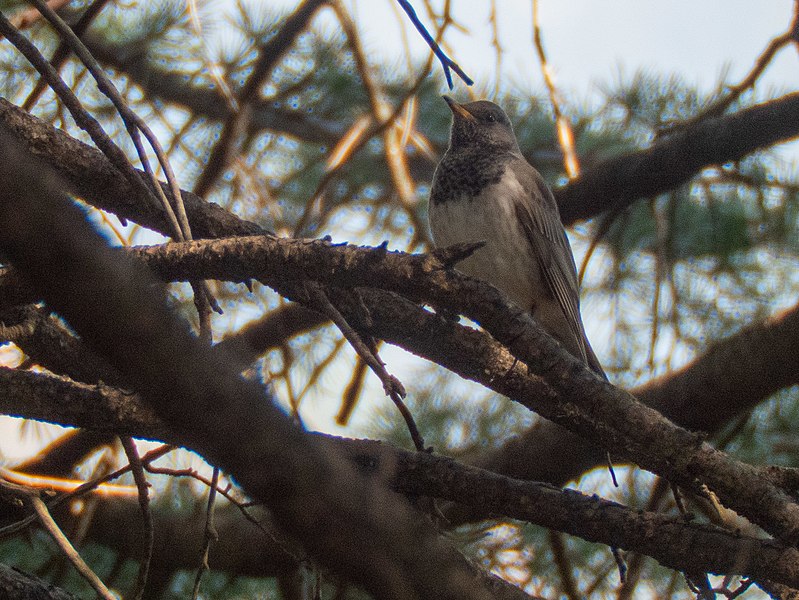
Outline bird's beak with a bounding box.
[443,95,475,122]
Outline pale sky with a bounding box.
[340,1,797,104]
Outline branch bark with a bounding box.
[3,368,799,588]
[0,563,79,600]
[556,93,799,224]
[0,126,502,600]
[114,234,799,543]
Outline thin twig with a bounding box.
[0,445,174,543]
[488,0,503,98]
[293,67,431,237]
[612,547,627,584]
[671,483,689,518]
[194,0,324,198]
[30,494,116,599]
[548,530,581,600]
[120,437,154,600]
[660,0,799,135]
[25,0,190,241]
[532,0,579,178]
[23,0,114,110]
[333,3,421,234]
[293,3,450,240]
[306,282,425,451]
[0,479,116,600]
[0,11,158,215]
[8,0,70,30]
[142,463,280,542]
[395,0,473,89]
[191,466,220,600]
[24,1,221,328]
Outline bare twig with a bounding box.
[532,0,579,178]
[660,0,799,135]
[31,494,116,600]
[306,282,425,451]
[0,11,158,215]
[548,530,580,600]
[193,0,326,197]
[334,3,418,223]
[612,547,628,584]
[142,461,287,545]
[8,0,69,30]
[489,0,503,98]
[120,437,153,600]
[0,479,115,600]
[293,56,436,239]
[0,445,173,544]
[395,0,473,89]
[191,466,220,600]
[24,0,221,329]
[26,0,189,241]
[23,0,114,110]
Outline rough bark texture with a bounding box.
[0,125,514,600]
[3,371,799,588]
[0,564,79,600]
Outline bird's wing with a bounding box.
[508,158,606,378]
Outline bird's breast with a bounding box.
[429,170,543,311]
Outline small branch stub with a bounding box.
[431,240,487,268]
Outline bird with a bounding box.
[429,96,605,378]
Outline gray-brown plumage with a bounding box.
[429,96,605,378]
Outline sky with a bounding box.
[340,1,797,106]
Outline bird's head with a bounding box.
[443,96,520,153]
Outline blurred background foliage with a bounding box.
[0,0,797,598]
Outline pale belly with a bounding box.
[429,179,543,313]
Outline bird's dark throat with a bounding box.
[430,144,511,205]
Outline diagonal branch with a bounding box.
[556,93,799,224]
[193,0,328,197]
[3,368,799,588]
[113,234,799,543]
[0,123,506,600]
[395,0,473,89]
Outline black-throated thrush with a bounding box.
[429,96,605,378]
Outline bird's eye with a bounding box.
[485,113,496,123]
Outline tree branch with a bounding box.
[0,563,79,600]
[0,97,267,240]
[556,93,799,224]
[0,124,506,600]
[3,368,799,588]
[115,234,799,543]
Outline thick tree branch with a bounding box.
[3,368,799,588]
[0,127,501,600]
[111,234,799,543]
[2,91,799,535]
[0,304,123,386]
[0,97,267,240]
[214,303,327,368]
[466,299,799,496]
[0,563,79,600]
[2,224,798,529]
[556,93,799,224]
